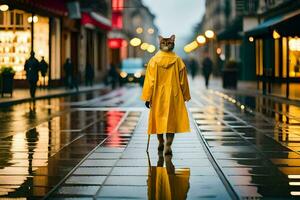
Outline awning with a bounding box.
[1,0,68,16]
[217,17,243,41]
[81,12,111,31]
[246,9,300,37]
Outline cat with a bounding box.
[159,35,175,52]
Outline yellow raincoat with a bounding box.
[141,51,191,134]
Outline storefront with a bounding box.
[247,9,300,100]
[0,1,66,87]
[80,12,111,81]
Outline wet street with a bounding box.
[1,83,300,199]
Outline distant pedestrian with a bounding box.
[63,58,73,89]
[189,57,198,80]
[24,51,40,99]
[202,52,213,88]
[39,56,48,87]
[109,63,119,89]
[85,63,94,86]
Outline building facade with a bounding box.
[196,0,259,79]
[108,0,158,67]
[246,0,300,100]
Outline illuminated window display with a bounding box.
[288,37,300,77]
[0,9,32,79]
[0,9,50,84]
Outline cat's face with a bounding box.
[159,35,175,52]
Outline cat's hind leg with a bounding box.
[157,134,164,153]
[165,133,174,155]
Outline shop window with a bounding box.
[0,10,31,79]
[289,83,300,101]
[15,13,23,26]
[288,37,300,77]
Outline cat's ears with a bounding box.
[158,35,176,42]
[170,35,175,42]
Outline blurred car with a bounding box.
[119,58,145,86]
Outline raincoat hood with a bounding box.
[154,51,178,69]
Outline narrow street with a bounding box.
[1,79,300,199]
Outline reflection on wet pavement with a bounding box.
[0,90,107,138]
[47,111,141,198]
[2,84,300,199]
[0,88,136,198]
[48,111,231,199]
[191,89,300,198]
[147,155,190,200]
[0,110,125,198]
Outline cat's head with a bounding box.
[159,35,175,52]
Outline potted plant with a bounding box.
[222,60,238,89]
[0,66,15,97]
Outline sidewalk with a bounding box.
[193,75,300,107]
[46,110,232,199]
[0,84,107,107]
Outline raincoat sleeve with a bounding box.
[141,59,155,102]
[178,58,191,101]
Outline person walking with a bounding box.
[63,58,73,89]
[39,56,48,88]
[109,63,119,89]
[189,57,198,80]
[141,35,191,155]
[202,52,213,88]
[85,63,94,86]
[24,51,40,99]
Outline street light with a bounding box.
[130,37,141,47]
[140,42,149,50]
[0,4,9,12]
[273,30,280,39]
[136,27,143,34]
[28,16,38,23]
[147,45,156,53]
[248,36,254,42]
[196,35,206,45]
[204,30,215,39]
[184,41,198,53]
[147,28,154,34]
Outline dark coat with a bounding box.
[40,59,48,77]
[202,57,213,77]
[24,56,40,82]
[64,62,73,77]
[85,64,94,80]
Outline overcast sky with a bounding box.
[142,0,205,56]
